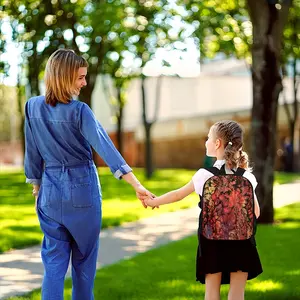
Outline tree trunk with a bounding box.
[247,0,291,223]
[290,123,295,171]
[116,86,124,155]
[17,81,25,165]
[141,76,154,179]
[79,47,105,107]
[79,73,96,107]
[79,75,97,164]
[27,52,41,97]
[145,122,153,178]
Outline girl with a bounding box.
[145,120,262,300]
[24,49,153,299]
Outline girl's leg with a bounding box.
[228,271,248,300]
[205,273,222,300]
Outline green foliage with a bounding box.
[0,13,9,77]
[8,203,300,300]
[182,0,251,62]
[181,0,299,66]
[282,0,300,63]
[1,0,181,104]
[274,171,300,185]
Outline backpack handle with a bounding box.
[205,164,246,176]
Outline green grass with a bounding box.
[274,171,300,185]
[0,168,300,253]
[8,203,300,300]
[0,167,197,253]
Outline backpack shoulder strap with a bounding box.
[204,164,228,176]
[204,167,220,176]
[219,164,226,175]
[235,167,246,176]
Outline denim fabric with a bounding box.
[24,95,132,185]
[37,162,101,300]
[24,95,132,299]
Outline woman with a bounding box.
[24,49,152,299]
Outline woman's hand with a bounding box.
[135,185,159,209]
[32,185,39,212]
[135,184,156,208]
[35,196,38,212]
[144,196,159,208]
[120,172,159,209]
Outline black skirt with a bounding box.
[196,234,263,284]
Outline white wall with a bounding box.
[91,73,295,137]
[91,75,116,132]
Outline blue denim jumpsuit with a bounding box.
[24,96,132,300]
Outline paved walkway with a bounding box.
[0,182,299,299]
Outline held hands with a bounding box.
[144,195,158,208]
[134,184,159,209]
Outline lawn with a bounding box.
[0,168,300,253]
[8,203,300,300]
[274,171,300,185]
[0,167,197,253]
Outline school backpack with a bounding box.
[199,164,255,241]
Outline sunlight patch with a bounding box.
[278,222,300,229]
[158,279,187,288]
[285,269,300,276]
[248,280,283,292]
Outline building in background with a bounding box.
[1,59,297,170]
[92,59,298,170]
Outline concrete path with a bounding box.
[0,182,299,299]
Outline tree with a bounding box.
[101,20,141,155]
[101,0,177,164]
[3,0,181,172]
[128,0,184,178]
[0,13,10,81]
[181,0,294,223]
[141,74,163,178]
[2,0,130,106]
[247,0,292,223]
[16,63,26,164]
[182,0,252,64]
[100,66,132,155]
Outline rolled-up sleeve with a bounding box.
[24,101,43,185]
[79,103,132,179]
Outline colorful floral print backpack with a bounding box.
[200,164,255,241]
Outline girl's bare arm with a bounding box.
[145,181,195,207]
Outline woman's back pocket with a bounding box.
[71,182,92,208]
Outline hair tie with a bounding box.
[228,142,233,146]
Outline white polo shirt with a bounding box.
[192,159,258,196]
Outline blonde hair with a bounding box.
[45,49,88,106]
[212,120,250,170]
